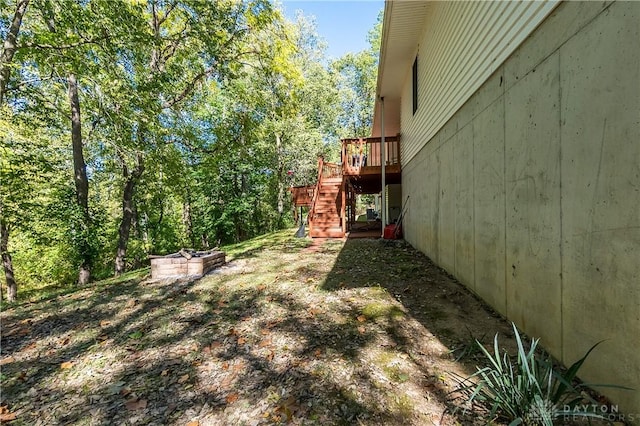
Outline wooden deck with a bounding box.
[341,137,400,173]
[292,136,403,238]
[341,137,401,193]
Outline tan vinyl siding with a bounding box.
[401,1,559,165]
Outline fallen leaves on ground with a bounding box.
[0,230,529,425]
[0,356,15,365]
[125,398,147,411]
[0,405,17,422]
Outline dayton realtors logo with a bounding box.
[561,405,638,422]
[526,402,636,423]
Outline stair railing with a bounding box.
[322,161,342,179]
[309,158,344,236]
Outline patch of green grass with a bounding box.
[361,302,405,321]
[222,228,312,260]
[6,229,306,306]
[16,282,69,304]
[376,351,410,383]
[355,214,368,222]
[369,286,389,297]
[97,268,149,287]
[376,351,394,366]
[387,367,410,383]
[128,330,144,340]
[391,393,414,417]
[11,268,149,306]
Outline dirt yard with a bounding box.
[0,231,563,425]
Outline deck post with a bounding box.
[380,96,386,236]
[341,177,346,235]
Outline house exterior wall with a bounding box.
[386,183,402,223]
[401,0,640,415]
[371,98,400,138]
[400,1,559,165]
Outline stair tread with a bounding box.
[310,230,344,238]
[308,171,345,238]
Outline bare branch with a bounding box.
[156,1,178,27]
[161,67,214,109]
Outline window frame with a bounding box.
[412,56,418,115]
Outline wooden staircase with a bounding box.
[292,137,403,239]
[309,160,346,238]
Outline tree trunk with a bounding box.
[142,211,151,253]
[115,153,144,276]
[275,133,285,217]
[0,0,29,105]
[68,73,92,285]
[69,74,89,211]
[0,0,29,301]
[0,214,17,302]
[182,195,193,248]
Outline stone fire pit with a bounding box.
[149,249,226,279]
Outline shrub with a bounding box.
[451,323,618,425]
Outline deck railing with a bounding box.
[322,161,342,179]
[308,158,344,235]
[341,136,400,174]
[290,185,315,207]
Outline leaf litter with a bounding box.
[1,230,551,425]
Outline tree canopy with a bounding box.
[0,0,382,301]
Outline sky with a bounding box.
[281,1,384,60]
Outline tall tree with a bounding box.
[0,0,29,300]
[241,12,338,224]
[9,0,153,284]
[0,205,15,301]
[36,0,97,284]
[0,109,64,301]
[67,72,92,284]
[331,8,382,139]
[111,0,275,275]
[0,0,28,105]
[0,0,382,300]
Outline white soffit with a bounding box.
[377,0,431,101]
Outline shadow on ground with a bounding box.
[1,231,519,425]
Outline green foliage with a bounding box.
[1,0,382,299]
[451,327,488,362]
[10,234,77,288]
[452,323,619,425]
[330,8,381,139]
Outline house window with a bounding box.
[412,56,418,115]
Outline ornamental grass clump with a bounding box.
[452,323,616,425]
